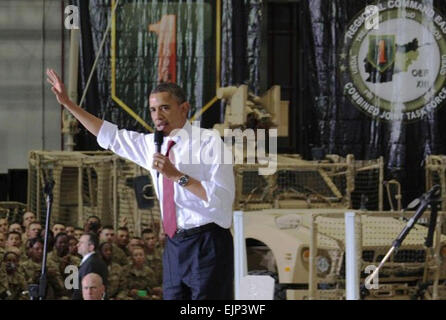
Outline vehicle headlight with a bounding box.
[316,255,331,275]
[301,248,310,263]
[301,248,333,276]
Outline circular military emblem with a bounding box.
[339,1,446,121]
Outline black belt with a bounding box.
[174,223,219,238]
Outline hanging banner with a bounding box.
[339,0,446,122]
[109,0,215,131]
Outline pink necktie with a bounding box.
[163,140,177,238]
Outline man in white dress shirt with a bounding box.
[47,69,235,299]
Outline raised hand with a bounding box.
[45,69,103,136]
[46,68,71,106]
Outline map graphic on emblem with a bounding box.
[364,36,421,83]
[340,1,446,121]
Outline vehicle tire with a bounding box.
[247,270,286,300]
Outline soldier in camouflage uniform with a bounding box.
[99,226,128,266]
[124,246,161,300]
[21,237,68,300]
[128,237,144,254]
[99,226,129,266]
[73,227,83,241]
[112,243,129,266]
[142,228,163,286]
[65,225,75,238]
[8,223,22,234]
[98,242,128,300]
[51,222,66,237]
[0,217,8,234]
[0,232,6,258]
[67,236,81,265]
[21,222,42,260]
[48,232,81,279]
[0,256,8,299]
[22,222,42,247]
[22,211,36,231]
[6,231,22,251]
[6,232,26,263]
[21,213,38,245]
[2,251,27,300]
[116,227,131,257]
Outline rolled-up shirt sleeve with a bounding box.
[200,133,235,211]
[201,162,235,210]
[97,120,117,149]
[97,120,153,171]
[178,133,235,227]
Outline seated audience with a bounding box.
[21,237,67,300]
[73,227,83,241]
[22,212,36,230]
[52,222,66,237]
[124,245,161,300]
[8,223,22,234]
[2,251,27,300]
[100,226,128,266]
[0,218,8,234]
[98,242,128,300]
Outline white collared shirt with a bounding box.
[97,120,235,229]
[80,251,95,266]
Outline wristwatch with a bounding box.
[177,174,190,187]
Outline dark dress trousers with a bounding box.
[163,224,234,300]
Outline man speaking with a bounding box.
[47,69,235,300]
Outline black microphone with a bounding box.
[154,130,164,177]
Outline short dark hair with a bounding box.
[67,235,78,243]
[74,227,83,232]
[29,222,41,228]
[83,232,99,250]
[117,227,129,233]
[151,82,187,104]
[98,241,112,252]
[27,237,44,249]
[9,222,22,231]
[3,251,19,261]
[7,231,21,239]
[54,232,68,243]
[131,245,145,253]
[141,228,154,236]
[87,215,100,220]
[101,225,114,231]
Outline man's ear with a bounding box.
[181,102,190,116]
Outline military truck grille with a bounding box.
[241,171,267,195]
[362,250,375,262]
[384,250,425,263]
[340,249,426,277]
[276,170,346,197]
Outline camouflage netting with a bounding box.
[28,151,160,236]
